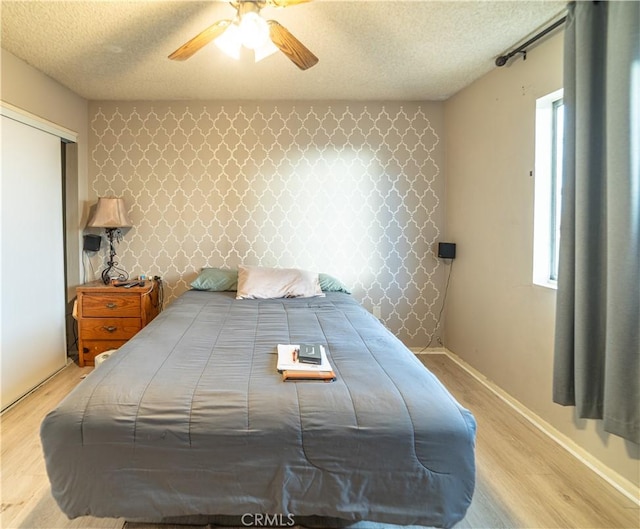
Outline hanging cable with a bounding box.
[425,260,454,350]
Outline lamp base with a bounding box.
[101,267,113,285]
[100,228,128,284]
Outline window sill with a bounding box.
[533,279,558,291]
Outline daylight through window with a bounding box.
[534,89,564,288]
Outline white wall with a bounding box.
[1,49,89,363]
[444,32,639,487]
[1,48,89,295]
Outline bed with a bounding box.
[41,283,476,528]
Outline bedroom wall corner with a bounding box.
[87,100,447,346]
[442,32,639,488]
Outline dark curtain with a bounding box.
[553,1,640,444]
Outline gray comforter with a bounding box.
[41,291,476,528]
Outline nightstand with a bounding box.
[76,280,161,366]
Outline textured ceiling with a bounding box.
[0,0,566,101]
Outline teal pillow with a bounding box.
[318,273,351,294]
[191,268,238,291]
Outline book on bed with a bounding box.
[298,343,323,364]
[281,369,336,381]
[276,344,336,381]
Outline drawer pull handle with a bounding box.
[103,326,118,333]
[105,302,117,309]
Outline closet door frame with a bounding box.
[1,102,77,410]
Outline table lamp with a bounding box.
[87,197,132,284]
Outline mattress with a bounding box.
[41,291,476,528]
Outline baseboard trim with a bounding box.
[412,347,640,506]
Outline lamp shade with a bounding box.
[87,197,132,228]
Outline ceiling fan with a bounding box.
[168,0,318,70]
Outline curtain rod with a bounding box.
[495,15,567,67]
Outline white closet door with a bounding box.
[1,115,67,409]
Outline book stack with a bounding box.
[276,344,336,382]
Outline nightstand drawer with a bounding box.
[82,293,141,317]
[79,318,141,340]
[81,340,127,364]
[76,279,161,366]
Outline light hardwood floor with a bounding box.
[1,354,637,529]
[421,354,638,529]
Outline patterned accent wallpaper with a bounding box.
[88,101,445,346]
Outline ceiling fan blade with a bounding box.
[169,20,231,61]
[268,20,318,70]
[266,0,312,7]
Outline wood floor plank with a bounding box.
[0,363,123,529]
[1,354,637,529]
[420,353,639,529]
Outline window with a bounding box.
[549,98,564,281]
[533,89,564,288]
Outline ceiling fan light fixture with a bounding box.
[238,12,270,50]
[254,38,279,62]
[214,10,276,63]
[169,0,317,69]
[214,23,242,59]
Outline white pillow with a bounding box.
[236,265,324,299]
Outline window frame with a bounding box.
[533,88,564,289]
